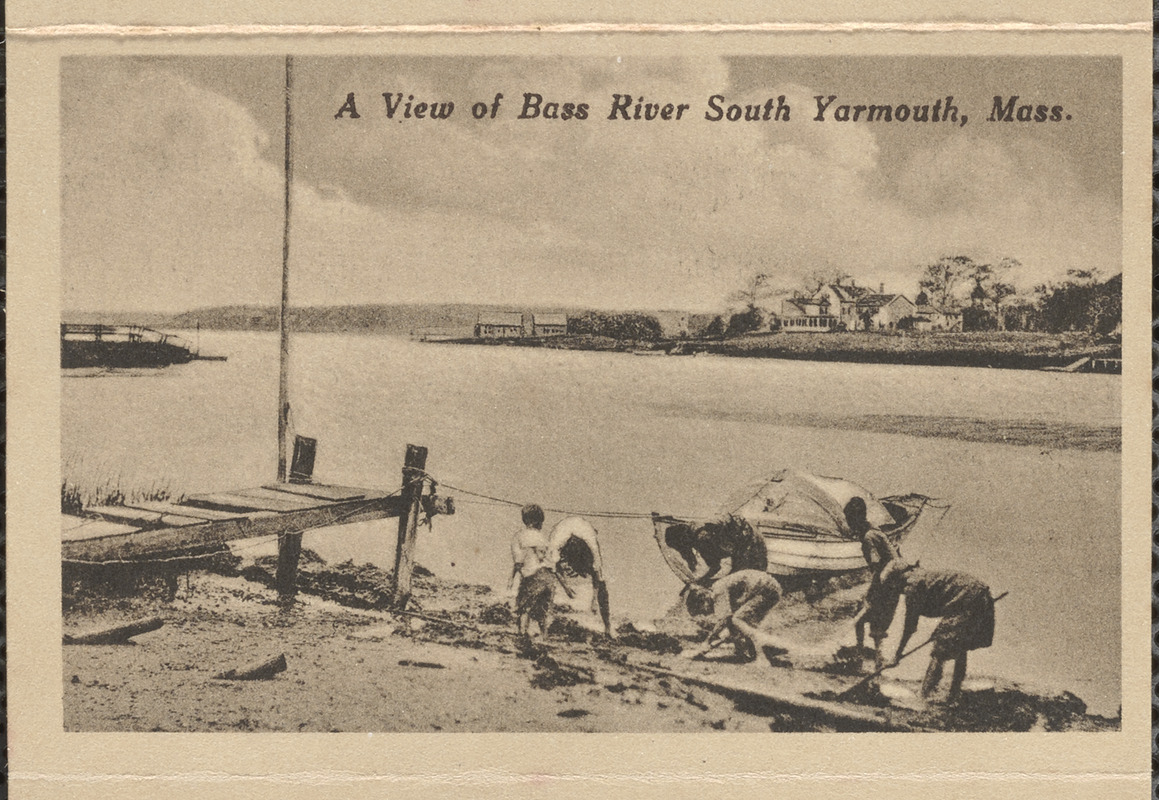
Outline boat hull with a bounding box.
[61,340,196,369]
[61,324,198,369]
[652,495,928,584]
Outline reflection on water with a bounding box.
[62,331,1122,715]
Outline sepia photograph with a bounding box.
[54,53,1128,736]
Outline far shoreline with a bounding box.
[433,330,1122,374]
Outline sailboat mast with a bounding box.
[277,54,293,482]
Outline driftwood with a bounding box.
[63,616,164,645]
[622,661,916,732]
[215,653,288,681]
[397,659,446,669]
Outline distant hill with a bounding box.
[64,303,695,337]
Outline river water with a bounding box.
[62,331,1122,715]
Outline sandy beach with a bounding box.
[63,557,1117,733]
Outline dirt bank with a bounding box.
[62,558,1118,733]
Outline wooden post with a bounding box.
[276,54,294,483]
[276,530,303,606]
[289,435,316,484]
[391,444,428,610]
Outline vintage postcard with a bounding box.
[6,2,1152,797]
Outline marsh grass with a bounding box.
[60,474,183,515]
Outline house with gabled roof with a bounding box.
[854,293,917,331]
[814,282,872,331]
[474,311,525,338]
[531,313,568,337]
[779,280,871,332]
[780,296,840,332]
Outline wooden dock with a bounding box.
[1043,355,1122,374]
[61,482,405,563]
[62,441,446,609]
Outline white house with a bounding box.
[531,313,568,337]
[779,297,839,332]
[854,293,917,331]
[475,312,525,338]
[813,282,871,330]
[913,305,963,332]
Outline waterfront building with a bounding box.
[531,313,568,337]
[913,305,964,332]
[779,297,840,332]
[475,311,525,338]
[854,293,918,331]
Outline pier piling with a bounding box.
[276,529,304,606]
[391,444,429,610]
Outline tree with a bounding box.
[1034,270,1120,335]
[725,307,765,337]
[917,255,974,309]
[967,257,1020,330]
[798,267,852,299]
[702,315,725,338]
[729,273,777,311]
[990,282,1018,331]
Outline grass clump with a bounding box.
[61,476,182,515]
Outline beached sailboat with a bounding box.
[653,470,932,584]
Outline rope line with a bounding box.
[421,469,945,527]
[421,471,677,521]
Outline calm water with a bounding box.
[62,331,1122,715]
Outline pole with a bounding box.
[391,444,429,610]
[276,54,294,482]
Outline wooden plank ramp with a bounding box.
[85,505,207,528]
[63,481,406,563]
[261,483,367,502]
[125,500,254,522]
[62,515,139,543]
[625,660,921,733]
[183,489,321,514]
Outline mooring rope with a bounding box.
[420,469,949,531]
[420,469,683,521]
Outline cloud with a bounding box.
[62,57,1121,313]
[62,60,285,310]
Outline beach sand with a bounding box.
[62,560,1116,733]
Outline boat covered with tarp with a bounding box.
[653,470,934,584]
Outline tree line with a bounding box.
[703,256,1122,338]
[527,257,1121,342]
[914,256,1120,336]
[567,311,663,340]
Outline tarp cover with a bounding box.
[718,470,895,540]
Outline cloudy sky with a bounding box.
[61,55,1121,313]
